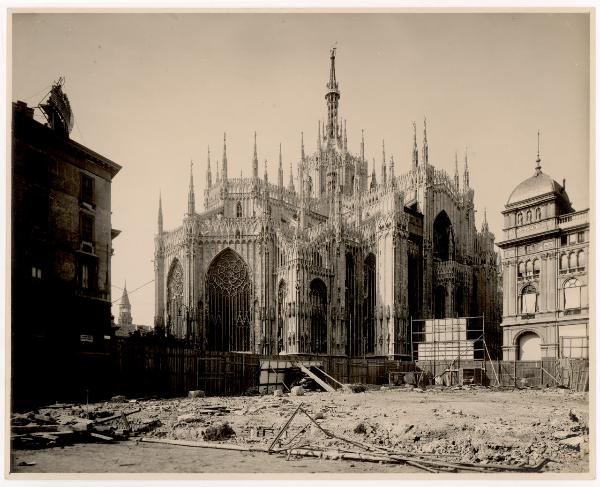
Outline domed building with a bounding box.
[497,148,589,360]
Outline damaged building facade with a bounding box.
[154,49,501,359]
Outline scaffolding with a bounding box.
[410,316,497,385]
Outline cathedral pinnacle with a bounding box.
[381,140,387,186]
[301,131,305,162]
[278,143,284,188]
[371,158,377,190]
[206,146,212,189]
[264,158,268,184]
[158,191,163,234]
[252,131,258,178]
[454,151,460,189]
[343,119,347,152]
[389,155,395,185]
[463,148,470,188]
[222,132,228,181]
[361,129,365,162]
[412,121,419,167]
[325,47,340,140]
[288,160,295,192]
[422,117,429,164]
[187,160,195,216]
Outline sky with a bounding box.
[11,12,590,327]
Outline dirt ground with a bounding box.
[10,386,590,475]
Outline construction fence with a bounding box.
[11,336,589,411]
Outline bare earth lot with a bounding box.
[11,387,589,475]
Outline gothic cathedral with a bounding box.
[154,49,501,358]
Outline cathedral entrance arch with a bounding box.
[433,211,454,261]
[309,278,327,353]
[206,248,252,352]
[167,259,184,337]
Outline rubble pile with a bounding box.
[11,386,589,473]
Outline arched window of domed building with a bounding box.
[560,253,568,270]
[526,210,532,223]
[569,252,577,269]
[520,284,537,314]
[517,212,523,225]
[526,260,533,276]
[535,207,542,220]
[563,278,582,310]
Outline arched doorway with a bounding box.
[309,279,327,353]
[206,249,252,352]
[433,211,454,261]
[364,253,376,354]
[166,259,184,337]
[518,332,542,361]
[434,285,446,319]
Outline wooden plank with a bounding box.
[295,363,336,392]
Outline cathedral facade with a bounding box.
[154,49,501,358]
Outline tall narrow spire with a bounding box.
[288,160,295,192]
[482,207,489,231]
[535,129,542,174]
[381,139,387,186]
[301,131,305,162]
[187,160,195,216]
[343,119,348,151]
[422,117,429,164]
[157,191,163,234]
[252,131,258,178]
[454,151,460,189]
[412,121,419,167]
[325,46,340,140]
[317,120,321,149]
[222,132,228,181]
[263,158,268,184]
[463,148,470,188]
[360,129,365,162]
[206,146,212,189]
[371,158,377,190]
[278,143,284,188]
[389,155,395,185]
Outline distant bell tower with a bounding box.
[118,282,133,330]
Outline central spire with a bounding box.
[325,46,340,141]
